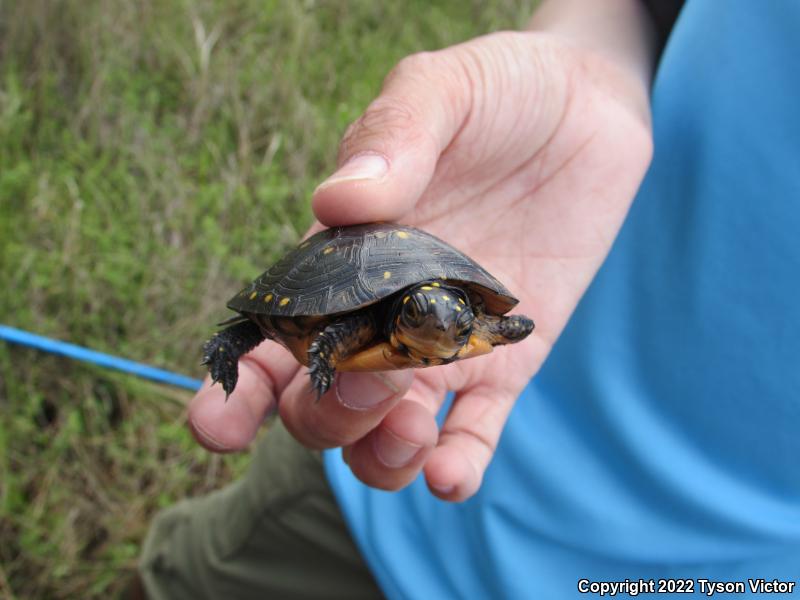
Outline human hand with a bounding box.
[189,29,653,501]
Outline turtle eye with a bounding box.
[455,308,474,337]
[402,297,422,324]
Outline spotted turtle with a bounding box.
[203,223,534,398]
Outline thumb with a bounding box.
[312,52,471,226]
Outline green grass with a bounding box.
[0,1,535,597]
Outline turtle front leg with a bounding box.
[307,312,377,400]
[202,319,266,398]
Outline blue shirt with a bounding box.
[325,2,800,597]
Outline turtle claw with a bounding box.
[202,343,239,399]
[308,357,334,402]
[201,319,265,400]
[307,328,337,402]
[306,312,376,402]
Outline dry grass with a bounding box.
[0,1,536,597]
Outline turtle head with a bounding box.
[391,283,475,361]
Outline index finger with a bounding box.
[278,369,414,450]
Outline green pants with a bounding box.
[138,421,384,599]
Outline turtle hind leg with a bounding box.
[496,314,535,343]
[476,313,535,346]
[307,312,377,401]
[202,319,265,398]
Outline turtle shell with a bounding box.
[227,223,517,318]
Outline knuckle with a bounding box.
[389,51,438,81]
[279,397,333,450]
[303,398,376,449]
[337,97,421,161]
[364,478,407,492]
[302,405,348,448]
[336,49,440,160]
[358,99,418,136]
[351,463,413,492]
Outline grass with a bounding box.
[0,1,536,597]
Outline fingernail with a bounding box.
[431,483,455,495]
[336,372,400,410]
[315,153,389,190]
[191,418,234,452]
[374,429,422,468]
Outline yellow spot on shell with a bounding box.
[323,247,334,254]
[396,231,409,239]
[402,296,410,304]
[383,271,391,279]
[458,298,466,305]
[431,282,441,287]
[430,298,436,304]
[374,231,387,239]
[279,298,290,306]
[249,291,257,300]
[455,305,462,312]
[299,240,310,248]
[421,286,433,291]
[264,293,273,302]
[441,295,450,301]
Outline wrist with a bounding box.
[527,0,656,120]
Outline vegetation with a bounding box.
[0,1,535,597]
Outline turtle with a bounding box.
[202,223,534,399]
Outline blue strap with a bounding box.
[0,324,203,391]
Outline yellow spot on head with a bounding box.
[264,293,273,302]
[249,291,257,300]
[323,247,334,254]
[280,297,290,306]
[396,231,409,239]
[458,298,466,305]
[402,296,410,304]
[383,271,391,279]
[421,286,433,291]
[431,282,441,287]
